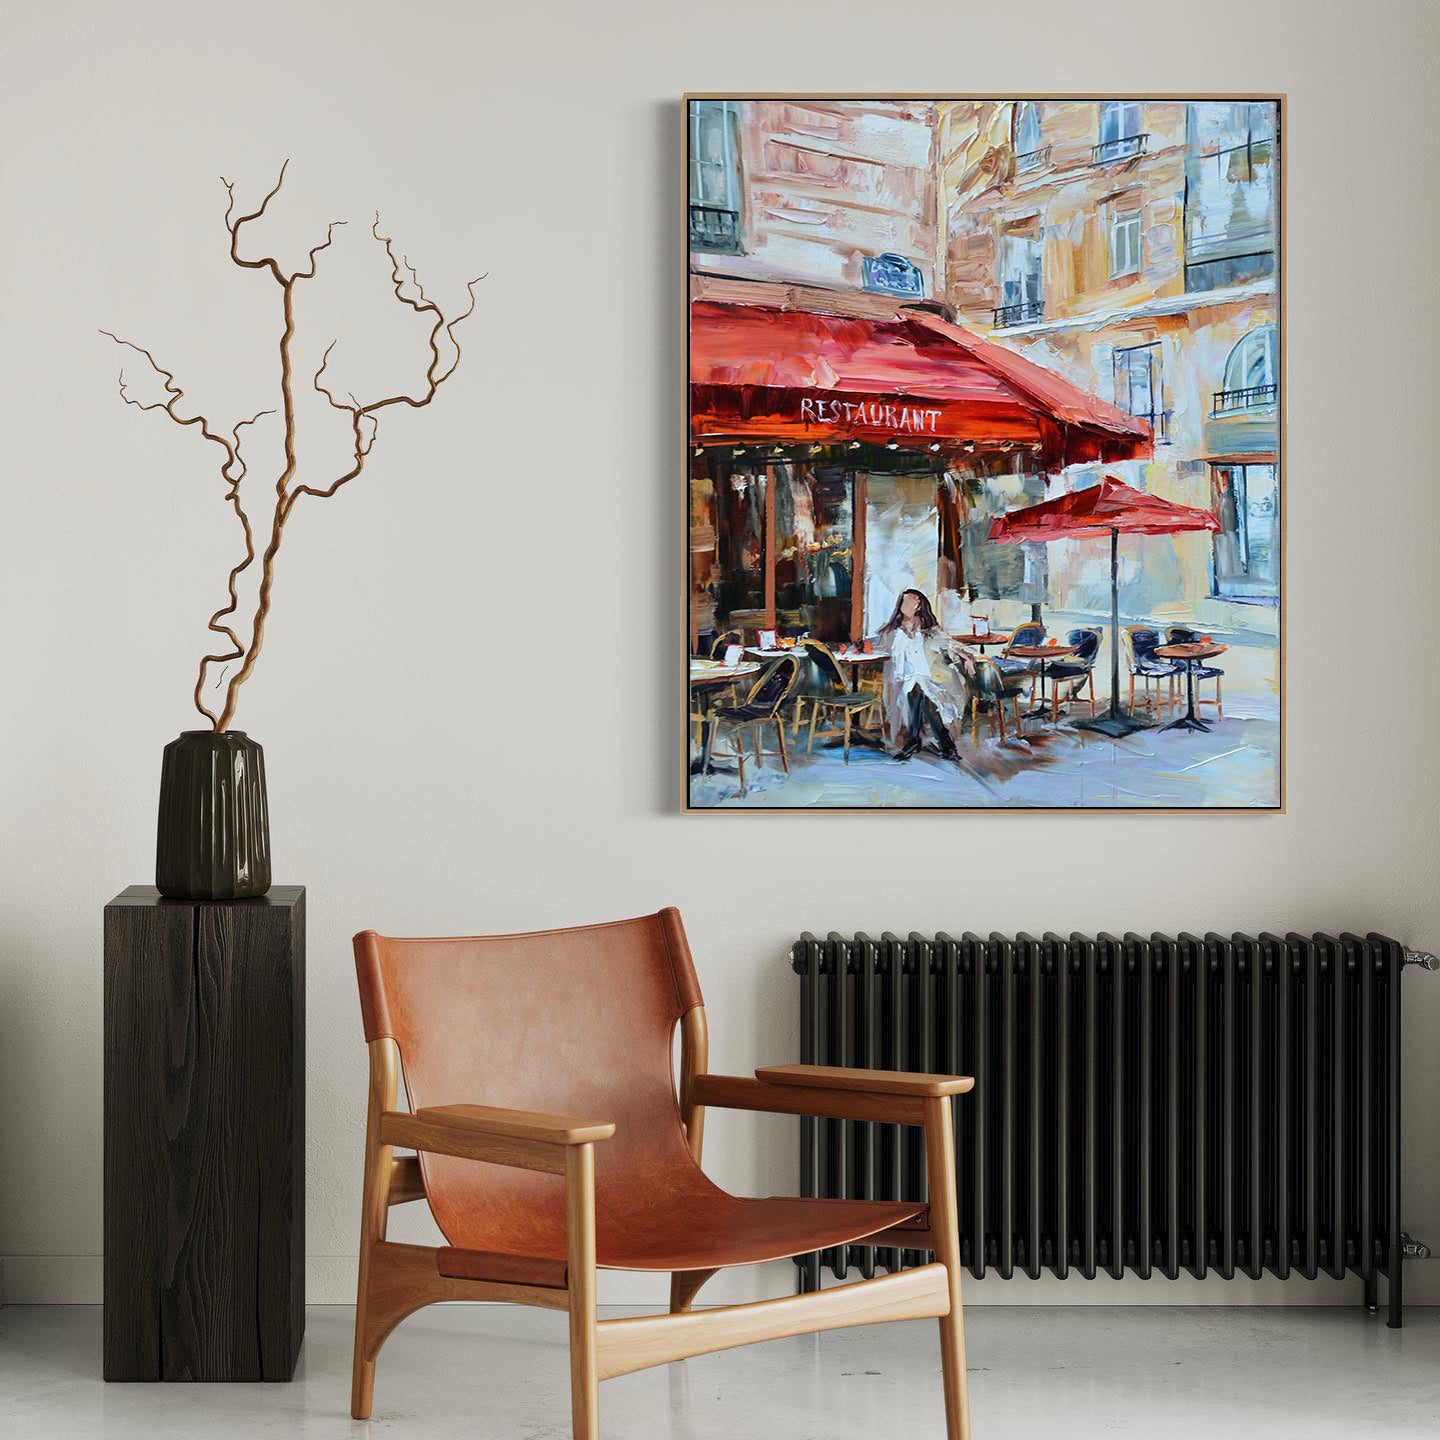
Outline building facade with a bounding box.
[937,99,1279,636]
[688,99,953,645]
[687,98,1279,648]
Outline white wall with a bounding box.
[2,0,1438,1309]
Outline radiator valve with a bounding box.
[1403,950,1438,970]
[1400,1234,1431,1261]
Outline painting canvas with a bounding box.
[686,95,1281,811]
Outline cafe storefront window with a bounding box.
[1210,461,1278,600]
[697,456,861,644]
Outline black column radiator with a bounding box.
[791,932,1431,1326]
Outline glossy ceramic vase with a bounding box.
[155,730,271,900]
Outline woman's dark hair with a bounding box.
[878,588,940,636]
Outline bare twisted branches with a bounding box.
[285,217,482,513]
[108,161,481,732]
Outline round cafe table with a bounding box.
[830,648,886,693]
[950,630,1012,653]
[1005,641,1079,723]
[1155,642,1227,733]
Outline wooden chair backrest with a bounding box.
[355,909,704,1256]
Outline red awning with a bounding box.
[987,476,1221,542]
[690,300,1152,470]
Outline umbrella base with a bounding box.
[1075,710,1154,739]
[1161,716,1212,733]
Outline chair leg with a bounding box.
[924,1096,972,1440]
[843,708,852,764]
[776,719,790,774]
[701,719,719,776]
[566,1145,599,1440]
[1129,673,1135,713]
[352,1040,398,1420]
[970,697,978,747]
[808,704,819,755]
[753,725,763,766]
[1216,675,1223,717]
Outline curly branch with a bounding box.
[223,160,290,285]
[192,407,275,724]
[102,330,239,471]
[351,215,484,416]
[284,343,378,513]
[292,219,348,282]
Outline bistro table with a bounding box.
[1155,642,1227,733]
[950,630,1012,653]
[689,659,761,773]
[1006,641,1079,724]
[831,648,886,693]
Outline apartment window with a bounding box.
[1094,101,1147,163]
[689,101,743,254]
[1184,102,1276,292]
[1113,342,1167,439]
[1211,462,1279,599]
[1109,204,1142,277]
[995,232,1043,327]
[1014,102,1048,171]
[1213,324,1278,412]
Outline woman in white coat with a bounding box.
[874,589,976,759]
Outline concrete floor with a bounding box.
[2,1303,1436,1438]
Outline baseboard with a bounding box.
[6,1254,1438,1308]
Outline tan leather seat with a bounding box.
[357,911,925,1287]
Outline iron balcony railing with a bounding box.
[1212,383,1278,415]
[1092,132,1150,164]
[993,299,1044,328]
[689,204,741,252]
[1015,144,1051,173]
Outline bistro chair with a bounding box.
[1123,625,1181,718]
[1165,625,1224,716]
[350,910,974,1439]
[968,655,1027,745]
[701,653,801,794]
[997,620,1047,678]
[1047,627,1103,717]
[797,639,881,764]
[709,629,743,659]
[689,630,746,747]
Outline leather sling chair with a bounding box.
[352,908,975,1439]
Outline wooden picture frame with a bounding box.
[684,94,1285,813]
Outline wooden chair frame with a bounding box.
[700,655,801,792]
[352,1006,973,1439]
[1122,624,1178,719]
[968,656,1023,746]
[796,641,882,763]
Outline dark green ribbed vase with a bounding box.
[155,730,271,900]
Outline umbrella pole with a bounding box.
[1076,525,1152,739]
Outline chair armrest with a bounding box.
[692,1070,967,1126]
[379,1104,615,1176]
[756,1064,974,1098]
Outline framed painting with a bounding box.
[685,94,1282,812]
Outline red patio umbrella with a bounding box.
[987,477,1222,737]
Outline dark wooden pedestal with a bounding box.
[104,885,305,1381]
